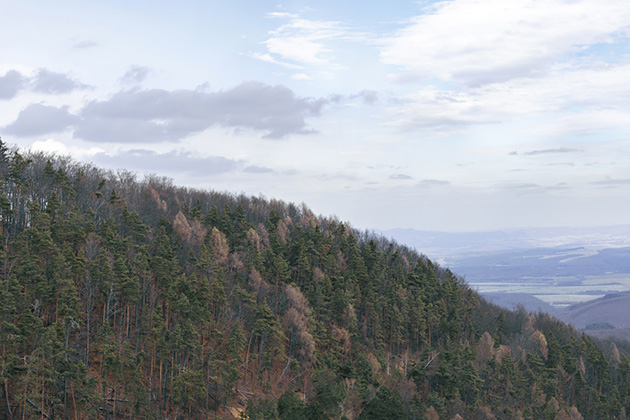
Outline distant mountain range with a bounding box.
[380,226,630,263]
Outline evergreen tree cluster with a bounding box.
[0,142,628,419]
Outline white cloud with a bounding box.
[249,52,304,69]
[291,73,312,80]
[381,0,630,86]
[388,63,630,133]
[30,138,104,160]
[258,17,351,68]
[266,12,299,19]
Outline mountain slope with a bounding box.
[0,144,628,419]
[557,292,630,329]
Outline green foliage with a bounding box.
[243,398,279,420]
[358,387,407,420]
[277,390,305,420]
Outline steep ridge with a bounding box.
[0,144,628,419]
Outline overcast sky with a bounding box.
[2,0,630,231]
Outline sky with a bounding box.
[1,0,630,232]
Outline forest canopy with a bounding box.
[0,140,628,419]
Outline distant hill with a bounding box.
[556,291,630,330]
[481,292,557,314]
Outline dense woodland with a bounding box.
[0,140,629,419]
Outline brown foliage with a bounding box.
[276,219,290,244]
[546,396,560,412]
[475,406,497,420]
[189,218,208,247]
[569,406,584,420]
[477,331,494,364]
[336,250,347,271]
[530,330,549,360]
[148,185,168,212]
[173,210,208,246]
[367,353,381,375]
[524,314,536,333]
[495,344,511,364]
[249,268,269,296]
[555,409,570,420]
[284,285,315,365]
[210,227,229,266]
[424,406,439,420]
[230,253,246,276]
[257,223,270,248]
[611,343,621,365]
[344,304,357,326]
[313,267,325,283]
[401,255,410,272]
[331,325,351,356]
[246,228,263,253]
[173,210,192,244]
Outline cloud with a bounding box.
[92,149,241,176]
[73,81,326,142]
[72,39,98,49]
[291,73,312,81]
[0,70,26,99]
[381,2,630,136]
[266,12,299,19]
[0,68,89,99]
[512,148,581,156]
[257,15,355,69]
[243,165,274,174]
[248,52,304,69]
[32,69,89,94]
[381,0,630,86]
[30,138,104,159]
[120,66,151,85]
[388,64,630,132]
[544,162,576,167]
[2,82,326,141]
[417,179,450,187]
[4,104,78,136]
[358,90,378,105]
[390,173,412,180]
[499,183,541,190]
[592,178,630,186]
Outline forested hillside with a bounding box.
[0,142,629,419]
